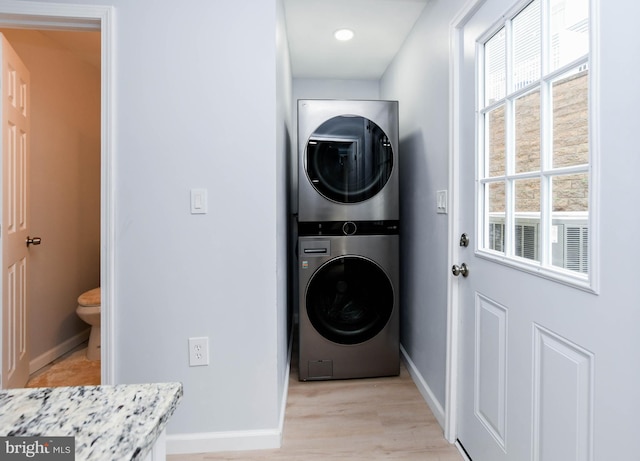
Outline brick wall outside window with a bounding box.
[488,71,588,213]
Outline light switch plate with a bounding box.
[190,188,208,214]
[436,190,448,214]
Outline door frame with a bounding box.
[445,0,487,445]
[0,1,115,385]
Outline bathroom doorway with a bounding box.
[1,28,100,388]
[0,4,114,389]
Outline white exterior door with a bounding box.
[454,0,640,460]
[0,33,30,389]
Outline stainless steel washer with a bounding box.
[298,230,399,381]
[297,99,399,222]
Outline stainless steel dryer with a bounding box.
[297,99,399,222]
[298,224,400,381]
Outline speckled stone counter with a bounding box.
[0,382,183,461]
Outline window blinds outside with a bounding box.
[489,220,587,274]
[565,226,588,273]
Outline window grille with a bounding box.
[478,0,591,284]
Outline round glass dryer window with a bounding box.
[306,256,394,345]
[306,115,393,203]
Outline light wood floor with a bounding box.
[170,350,463,460]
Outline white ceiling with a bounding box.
[24,1,431,80]
[283,0,430,79]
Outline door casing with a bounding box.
[445,0,488,445]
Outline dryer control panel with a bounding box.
[298,220,399,236]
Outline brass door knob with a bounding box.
[26,236,42,247]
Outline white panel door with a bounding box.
[456,0,603,460]
[0,33,30,389]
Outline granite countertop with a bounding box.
[0,382,183,461]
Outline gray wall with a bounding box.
[293,78,379,101]
[110,0,288,436]
[5,0,294,440]
[380,0,468,409]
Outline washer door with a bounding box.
[305,115,393,203]
[306,256,394,345]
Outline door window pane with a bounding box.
[552,173,588,213]
[550,173,589,273]
[487,106,506,177]
[514,178,540,262]
[551,220,589,273]
[513,0,541,91]
[552,68,589,168]
[515,88,541,173]
[550,0,589,72]
[485,28,506,105]
[487,181,506,254]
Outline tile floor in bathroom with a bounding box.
[26,342,101,388]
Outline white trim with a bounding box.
[400,345,445,428]
[98,3,116,387]
[276,328,294,445]
[0,1,116,385]
[587,0,601,295]
[0,0,101,25]
[446,0,487,444]
[474,250,594,292]
[29,329,90,374]
[166,428,282,455]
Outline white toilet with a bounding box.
[76,287,101,361]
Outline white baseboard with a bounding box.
[167,329,294,455]
[166,428,282,455]
[166,385,287,455]
[29,329,91,374]
[400,344,446,429]
[277,328,294,441]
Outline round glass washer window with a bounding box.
[306,115,393,203]
[306,255,394,345]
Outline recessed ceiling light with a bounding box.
[334,29,355,41]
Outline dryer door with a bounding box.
[305,115,393,203]
[306,255,394,345]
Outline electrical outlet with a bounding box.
[188,337,209,367]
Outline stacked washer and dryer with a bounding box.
[297,99,400,381]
